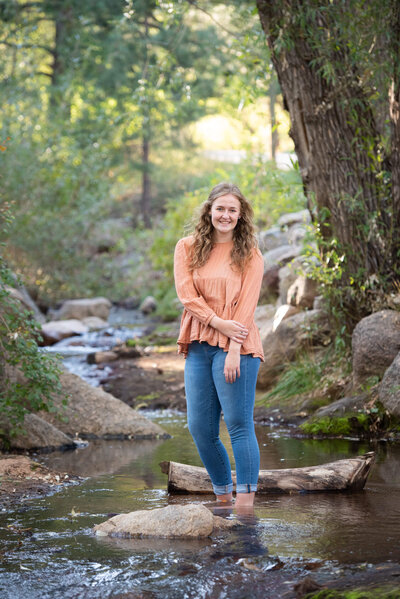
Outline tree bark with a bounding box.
[256,0,400,324]
[160,452,375,494]
[269,83,278,163]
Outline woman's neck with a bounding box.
[213,232,234,244]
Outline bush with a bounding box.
[0,202,65,442]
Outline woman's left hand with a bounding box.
[224,350,241,384]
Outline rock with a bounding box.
[379,352,400,417]
[278,262,300,305]
[112,343,143,358]
[277,209,311,229]
[54,297,112,321]
[81,316,108,330]
[87,351,119,364]
[272,304,301,332]
[312,394,369,419]
[8,413,75,450]
[40,319,89,345]
[254,304,276,329]
[287,276,318,309]
[117,296,140,310]
[260,264,280,300]
[287,224,308,246]
[94,504,237,539]
[39,371,167,439]
[258,309,331,389]
[352,310,400,386]
[313,295,326,310]
[6,285,46,324]
[257,227,289,252]
[140,295,157,314]
[263,245,302,269]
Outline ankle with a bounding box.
[215,492,233,502]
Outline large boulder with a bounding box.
[379,352,400,417]
[287,276,318,309]
[258,227,289,252]
[39,371,167,439]
[6,285,46,324]
[272,304,301,332]
[40,319,89,345]
[258,309,331,389]
[94,504,237,539]
[352,310,400,386]
[263,245,301,270]
[260,264,280,300]
[53,297,112,321]
[8,413,75,451]
[277,209,311,229]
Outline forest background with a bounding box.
[2,0,400,433]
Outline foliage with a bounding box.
[0,202,65,441]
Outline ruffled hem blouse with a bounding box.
[173,236,264,361]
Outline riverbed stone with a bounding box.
[258,309,331,389]
[39,371,167,439]
[53,297,112,321]
[8,413,75,450]
[352,310,400,386]
[94,504,237,539]
[40,319,89,345]
[379,352,400,417]
[81,316,109,330]
[312,394,369,419]
[140,295,157,314]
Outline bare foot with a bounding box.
[234,492,255,516]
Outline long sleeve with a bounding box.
[231,248,264,329]
[174,238,216,326]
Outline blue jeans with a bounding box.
[184,341,260,495]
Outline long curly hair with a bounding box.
[189,182,257,272]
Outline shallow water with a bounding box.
[1,412,400,598]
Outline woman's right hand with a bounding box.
[210,316,248,343]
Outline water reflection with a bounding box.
[2,413,400,599]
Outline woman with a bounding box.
[173,182,264,510]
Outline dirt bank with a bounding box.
[0,454,81,510]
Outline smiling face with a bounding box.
[209,193,241,241]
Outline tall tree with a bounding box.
[257,0,400,327]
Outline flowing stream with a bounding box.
[1,312,400,598]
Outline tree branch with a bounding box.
[184,0,239,38]
[0,40,53,55]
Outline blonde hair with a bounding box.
[189,182,257,271]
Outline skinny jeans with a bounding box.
[184,341,260,495]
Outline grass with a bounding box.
[256,346,351,413]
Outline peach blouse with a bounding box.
[174,236,264,360]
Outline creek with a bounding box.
[1,311,400,598]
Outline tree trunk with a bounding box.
[160,453,375,494]
[269,84,278,163]
[49,4,73,114]
[140,135,151,228]
[256,0,400,325]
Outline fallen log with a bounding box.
[160,452,375,494]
